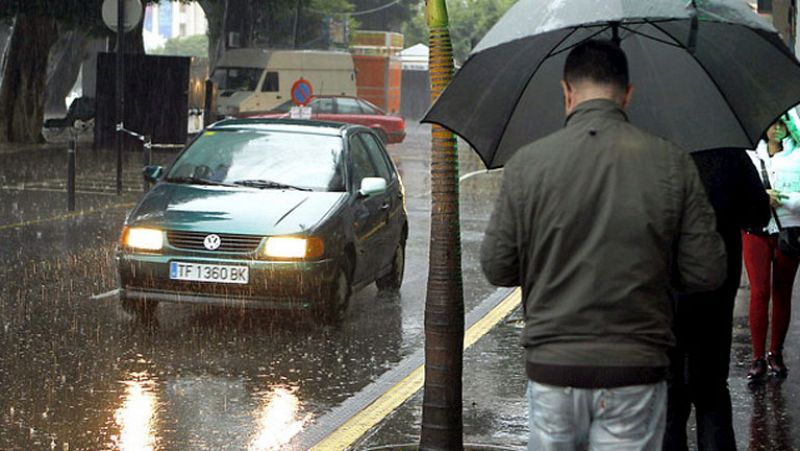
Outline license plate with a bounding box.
[169,262,249,284]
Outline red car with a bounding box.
[250,95,406,144]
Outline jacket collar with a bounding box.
[565,98,629,126]
[755,138,796,160]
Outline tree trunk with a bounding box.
[420,1,463,450]
[198,0,223,69]
[0,14,59,143]
[0,22,12,80]
[45,29,87,116]
[224,0,254,49]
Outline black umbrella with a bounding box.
[423,0,800,169]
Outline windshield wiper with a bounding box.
[233,179,312,191]
[166,176,234,187]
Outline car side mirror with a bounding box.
[359,177,387,197]
[143,165,163,183]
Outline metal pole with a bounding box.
[292,0,301,48]
[67,138,76,211]
[116,0,125,195]
[143,136,152,192]
[204,79,217,127]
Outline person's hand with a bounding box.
[768,189,786,208]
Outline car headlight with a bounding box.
[264,236,324,259]
[123,227,164,251]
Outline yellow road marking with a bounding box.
[0,203,135,232]
[312,288,522,450]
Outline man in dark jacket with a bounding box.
[663,149,770,451]
[480,40,726,450]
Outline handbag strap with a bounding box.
[758,157,784,230]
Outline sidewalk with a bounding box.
[355,284,800,451]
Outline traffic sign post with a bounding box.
[101,0,142,194]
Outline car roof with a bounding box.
[209,118,367,136]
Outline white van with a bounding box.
[211,49,357,116]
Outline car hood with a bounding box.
[127,183,347,236]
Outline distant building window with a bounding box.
[261,72,279,92]
[179,23,187,36]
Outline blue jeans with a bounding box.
[527,380,667,451]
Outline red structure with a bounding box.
[350,31,403,114]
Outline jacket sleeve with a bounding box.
[675,152,727,292]
[480,171,521,287]
[737,151,771,229]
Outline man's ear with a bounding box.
[621,84,635,109]
[561,80,573,114]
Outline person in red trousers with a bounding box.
[744,116,800,382]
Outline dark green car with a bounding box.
[117,119,407,321]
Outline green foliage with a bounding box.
[349,0,417,32]
[402,0,515,64]
[151,33,208,56]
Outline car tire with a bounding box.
[376,243,405,291]
[318,266,351,324]
[120,297,158,320]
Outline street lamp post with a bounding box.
[116,0,125,195]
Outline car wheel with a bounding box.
[376,243,405,291]
[318,266,351,324]
[120,297,158,320]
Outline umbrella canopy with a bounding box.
[423,0,800,169]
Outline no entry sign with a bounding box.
[291,79,314,106]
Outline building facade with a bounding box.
[144,1,208,41]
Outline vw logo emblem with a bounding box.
[203,234,221,250]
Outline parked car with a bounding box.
[251,95,406,144]
[117,118,408,323]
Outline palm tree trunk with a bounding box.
[420,1,464,450]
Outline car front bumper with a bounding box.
[118,252,339,310]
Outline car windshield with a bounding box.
[211,67,263,91]
[166,129,346,192]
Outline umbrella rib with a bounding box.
[648,20,755,149]
[492,28,582,165]
[548,25,611,58]
[618,24,683,48]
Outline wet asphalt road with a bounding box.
[0,124,506,450]
[3,124,800,450]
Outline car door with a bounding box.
[358,132,403,270]
[347,133,389,285]
[334,97,374,127]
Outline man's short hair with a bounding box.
[563,39,629,90]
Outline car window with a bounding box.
[357,99,382,115]
[348,134,379,189]
[211,67,262,91]
[261,72,279,92]
[167,129,345,192]
[337,98,365,115]
[358,133,393,181]
[313,98,335,114]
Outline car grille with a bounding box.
[167,231,263,253]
